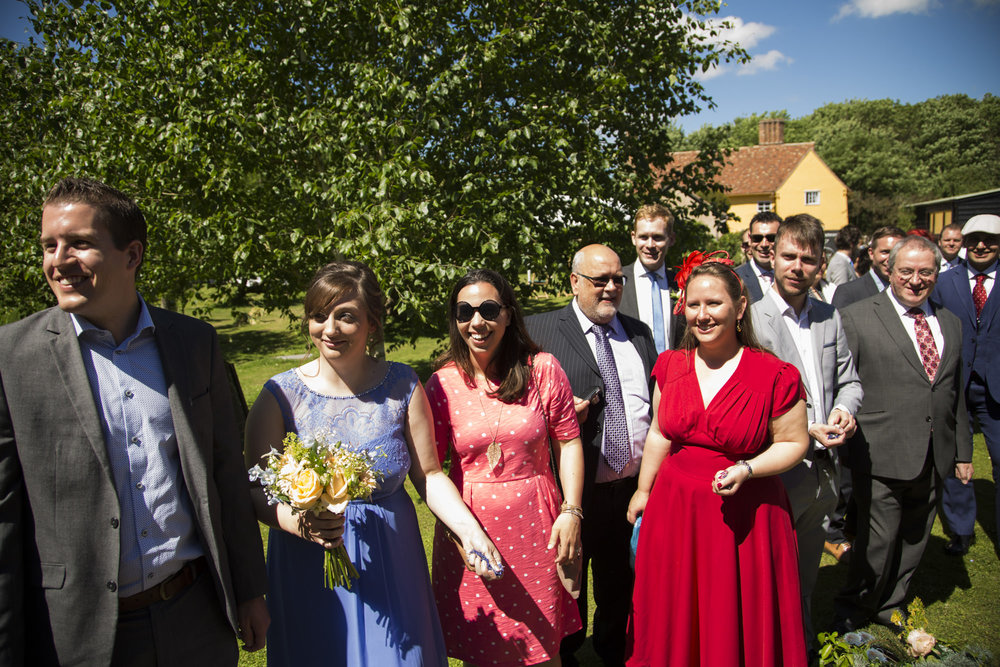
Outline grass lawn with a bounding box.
[214,305,999,666]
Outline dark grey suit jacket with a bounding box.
[840,292,972,480]
[734,260,765,303]
[0,306,267,666]
[831,270,882,310]
[525,303,657,503]
[618,261,684,350]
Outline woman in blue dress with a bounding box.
[245,261,502,666]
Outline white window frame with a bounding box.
[757,201,772,212]
[805,190,820,206]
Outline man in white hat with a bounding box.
[930,213,1000,555]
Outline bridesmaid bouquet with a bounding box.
[249,432,382,590]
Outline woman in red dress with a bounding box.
[626,259,810,666]
[427,269,585,665]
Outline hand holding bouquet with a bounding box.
[249,432,382,589]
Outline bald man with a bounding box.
[526,245,657,666]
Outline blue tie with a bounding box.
[649,272,666,354]
[591,324,630,473]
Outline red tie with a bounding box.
[973,274,988,320]
[909,308,940,382]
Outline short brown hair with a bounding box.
[776,214,825,257]
[303,261,385,350]
[44,177,147,271]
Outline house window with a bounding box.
[805,190,820,206]
[757,201,772,212]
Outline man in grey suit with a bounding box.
[734,211,782,303]
[618,204,684,353]
[831,226,906,310]
[526,244,657,666]
[833,235,973,632]
[827,225,862,286]
[752,214,863,647]
[0,178,268,666]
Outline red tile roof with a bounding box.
[670,142,816,196]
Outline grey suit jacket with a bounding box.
[840,292,972,480]
[831,270,881,310]
[618,261,684,350]
[525,303,657,503]
[752,294,863,510]
[826,251,856,286]
[0,306,267,666]
[734,260,765,303]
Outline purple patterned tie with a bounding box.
[591,324,630,473]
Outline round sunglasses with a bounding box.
[456,300,504,322]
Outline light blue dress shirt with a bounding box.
[73,296,203,597]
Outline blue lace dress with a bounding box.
[262,362,447,667]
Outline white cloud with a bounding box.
[738,50,794,76]
[701,16,776,49]
[834,0,937,20]
[692,16,789,80]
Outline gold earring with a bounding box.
[736,320,743,333]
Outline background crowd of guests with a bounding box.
[1,177,996,666]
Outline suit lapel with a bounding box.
[871,293,929,383]
[151,311,206,505]
[45,310,116,483]
[933,304,961,385]
[948,268,977,324]
[558,304,600,376]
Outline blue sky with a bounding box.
[681,0,1000,132]
[2,0,998,134]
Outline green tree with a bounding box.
[0,0,745,332]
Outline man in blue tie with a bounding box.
[618,204,682,354]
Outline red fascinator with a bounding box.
[672,250,735,315]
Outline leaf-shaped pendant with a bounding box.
[487,441,502,469]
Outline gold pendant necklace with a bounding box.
[476,381,505,469]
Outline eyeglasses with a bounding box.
[575,272,627,289]
[894,268,937,280]
[456,300,504,323]
[750,234,776,243]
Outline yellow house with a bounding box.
[671,119,849,232]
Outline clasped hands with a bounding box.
[809,408,856,448]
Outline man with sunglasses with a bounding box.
[618,204,684,354]
[526,244,657,667]
[734,211,782,303]
[930,214,1000,556]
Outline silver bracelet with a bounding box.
[735,459,754,479]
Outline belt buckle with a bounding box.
[158,563,187,601]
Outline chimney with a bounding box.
[758,118,786,145]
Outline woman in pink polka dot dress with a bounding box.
[427,269,586,666]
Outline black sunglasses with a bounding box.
[456,300,504,323]
[575,272,627,289]
[750,234,776,243]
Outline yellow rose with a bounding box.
[288,468,324,509]
[321,468,351,513]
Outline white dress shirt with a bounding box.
[750,259,774,296]
[888,290,945,360]
[572,299,651,482]
[966,260,997,300]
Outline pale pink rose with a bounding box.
[907,629,936,657]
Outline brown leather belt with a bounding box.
[118,556,207,613]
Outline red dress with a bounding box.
[427,352,583,665]
[627,348,807,667]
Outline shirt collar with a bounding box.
[571,297,624,337]
[869,269,888,291]
[767,286,812,322]
[887,288,932,319]
[71,293,155,342]
[967,260,998,279]
[751,259,773,277]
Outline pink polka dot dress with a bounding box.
[427,352,583,665]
